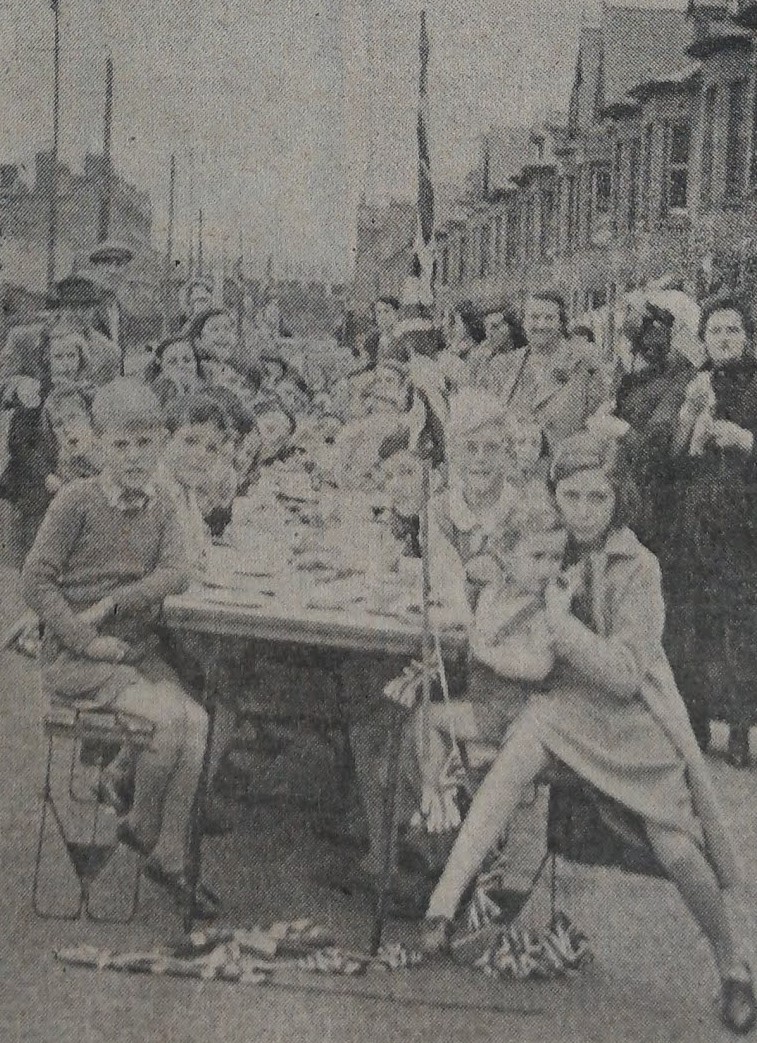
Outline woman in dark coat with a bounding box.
[654,296,757,765]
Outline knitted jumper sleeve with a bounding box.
[21,485,100,654]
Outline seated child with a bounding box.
[416,506,567,832]
[148,337,203,405]
[162,394,232,563]
[22,378,220,918]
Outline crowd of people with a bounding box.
[4,267,757,1033]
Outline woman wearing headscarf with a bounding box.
[420,431,753,1036]
[651,296,757,765]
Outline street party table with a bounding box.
[162,480,470,934]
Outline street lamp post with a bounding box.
[46,0,61,294]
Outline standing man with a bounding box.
[502,289,609,447]
[86,239,134,372]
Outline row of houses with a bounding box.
[353,1,757,324]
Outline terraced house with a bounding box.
[356,2,757,322]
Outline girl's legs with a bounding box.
[645,822,741,980]
[426,722,549,922]
[419,702,481,788]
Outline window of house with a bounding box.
[661,123,690,214]
[440,246,449,286]
[701,85,717,208]
[565,175,577,249]
[612,142,622,230]
[479,223,490,278]
[726,79,748,199]
[628,137,641,228]
[459,236,468,282]
[641,124,654,223]
[493,215,502,267]
[590,162,612,235]
[541,186,557,257]
[505,201,519,266]
[523,196,536,258]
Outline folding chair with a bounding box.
[33,699,153,922]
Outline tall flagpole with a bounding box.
[162,153,176,336]
[46,0,61,293]
[97,51,114,243]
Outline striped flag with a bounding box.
[413,10,435,288]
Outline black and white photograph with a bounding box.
[3,1,757,1040]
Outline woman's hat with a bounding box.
[46,276,106,311]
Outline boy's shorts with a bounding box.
[42,639,181,706]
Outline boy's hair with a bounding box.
[164,392,232,437]
[147,336,200,381]
[187,308,228,347]
[44,382,94,422]
[252,398,296,435]
[91,379,164,434]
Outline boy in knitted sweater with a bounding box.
[23,379,218,918]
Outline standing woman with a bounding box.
[421,432,754,1035]
[656,297,757,764]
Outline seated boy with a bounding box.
[22,378,220,918]
[416,507,567,833]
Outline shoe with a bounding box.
[313,861,430,920]
[720,967,756,1035]
[420,915,453,956]
[95,771,134,817]
[143,860,222,921]
[727,727,751,770]
[116,820,152,857]
[311,811,369,852]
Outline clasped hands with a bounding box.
[78,597,131,663]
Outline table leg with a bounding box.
[369,704,406,956]
[183,636,221,933]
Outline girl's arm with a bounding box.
[474,634,554,682]
[546,558,664,702]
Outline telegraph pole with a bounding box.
[97,51,114,242]
[46,0,61,293]
[162,153,176,335]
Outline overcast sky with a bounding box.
[0,0,688,276]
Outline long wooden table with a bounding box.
[163,568,469,937]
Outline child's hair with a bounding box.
[147,337,200,381]
[253,398,296,435]
[275,369,314,402]
[44,382,93,420]
[187,308,228,350]
[164,392,232,438]
[91,379,163,434]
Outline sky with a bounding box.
[0,0,689,277]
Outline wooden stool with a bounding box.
[33,701,153,922]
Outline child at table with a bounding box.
[161,393,232,567]
[415,505,567,832]
[22,378,220,918]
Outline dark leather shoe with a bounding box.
[720,970,756,1035]
[143,861,222,921]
